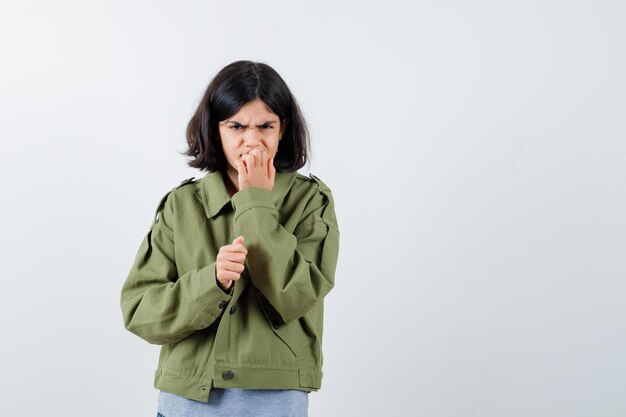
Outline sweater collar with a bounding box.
[200,170,297,219]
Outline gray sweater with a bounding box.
[157,387,309,417]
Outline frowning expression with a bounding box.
[218,98,286,176]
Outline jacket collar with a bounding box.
[200,170,297,219]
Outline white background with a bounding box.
[1,1,625,416]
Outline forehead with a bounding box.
[228,99,279,121]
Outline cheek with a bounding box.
[267,136,281,151]
[219,135,240,156]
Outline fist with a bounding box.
[215,236,247,291]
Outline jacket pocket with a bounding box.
[256,291,307,357]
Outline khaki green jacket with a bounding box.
[120,170,340,402]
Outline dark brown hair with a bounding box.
[181,60,310,172]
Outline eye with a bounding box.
[230,125,243,130]
[261,124,273,129]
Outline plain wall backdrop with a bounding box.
[1,0,625,416]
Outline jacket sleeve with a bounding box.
[230,178,340,325]
[120,190,233,345]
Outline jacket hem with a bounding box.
[154,365,322,403]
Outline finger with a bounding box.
[220,252,246,263]
[216,258,245,275]
[249,150,260,169]
[254,149,265,169]
[236,162,246,190]
[223,260,245,273]
[242,153,254,172]
[222,244,248,255]
[232,236,246,250]
[269,156,276,183]
[236,159,250,180]
[219,270,242,281]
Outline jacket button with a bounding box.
[223,370,235,380]
[218,301,227,309]
[229,305,237,314]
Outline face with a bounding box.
[218,98,286,177]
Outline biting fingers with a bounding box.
[241,153,254,171]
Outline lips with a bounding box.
[239,149,265,158]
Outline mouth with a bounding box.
[239,149,266,158]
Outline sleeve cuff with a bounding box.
[231,186,276,216]
[198,263,233,319]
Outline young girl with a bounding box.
[120,60,340,417]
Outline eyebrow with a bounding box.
[226,120,278,127]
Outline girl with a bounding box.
[120,60,340,417]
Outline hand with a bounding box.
[234,149,276,192]
[215,236,247,291]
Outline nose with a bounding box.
[242,127,263,147]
